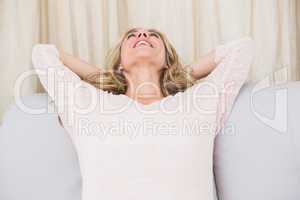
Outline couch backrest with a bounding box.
[214,81,300,200]
[0,94,81,200]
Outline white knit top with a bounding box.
[32,37,254,200]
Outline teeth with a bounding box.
[136,40,151,47]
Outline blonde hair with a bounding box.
[83,28,196,96]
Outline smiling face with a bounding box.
[120,28,166,72]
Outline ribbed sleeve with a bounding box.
[206,37,255,134]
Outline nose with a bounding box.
[137,31,149,38]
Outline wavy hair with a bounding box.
[83,28,196,96]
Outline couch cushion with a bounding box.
[0,94,81,200]
[214,81,300,200]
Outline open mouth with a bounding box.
[133,40,153,48]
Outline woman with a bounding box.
[32,27,254,200]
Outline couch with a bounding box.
[0,81,299,200]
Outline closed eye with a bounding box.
[127,33,136,39]
[149,32,160,38]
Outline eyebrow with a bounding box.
[126,28,158,36]
[147,29,159,33]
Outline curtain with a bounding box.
[0,0,299,122]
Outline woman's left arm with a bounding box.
[187,38,255,82]
[186,37,255,135]
[187,49,218,80]
[207,37,255,134]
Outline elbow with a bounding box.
[237,37,256,62]
[240,37,255,52]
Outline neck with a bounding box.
[123,64,164,103]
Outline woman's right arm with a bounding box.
[31,44,110,129]
[58,49,102,80]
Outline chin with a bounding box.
[134,53,154,59]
